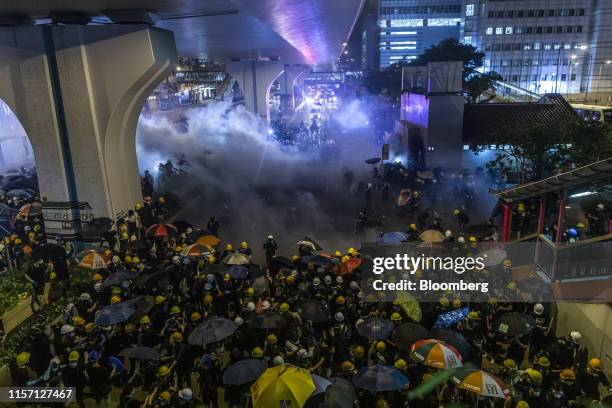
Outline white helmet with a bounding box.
[570,331,582,342]
[93,283,103,291]
[267,235,274,240]
[246,302,256,312]
[234,316,244,326]
[312,277,321,286]
[324,275,332,285]
[335,312,344,322]
[336,276,343,284]
[206,274,215,283]
[186,228,193,234]
[79,292,91,301]
[445,230,453,237]
[178,388,193,401]
[172,255,180,264]
[533,303,544,315]
[457,236,466,244]
[61,324,74,335]
[290,270,298,277]
[272,356,284,366]
[112,255,120,263]
[297,349,308,359]
[262,301,271,310]
[349,281,359,290]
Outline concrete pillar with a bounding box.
[279,64,309,109]
[226,59,284,120]
[0,25,177,219]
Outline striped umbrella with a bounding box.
[181,243,213,258]
[145,223,178,238]
[451,369,508,398]
[409,339,463,369]
[76,250,109,270]
[16,202,43,220]
[223,252,250,265]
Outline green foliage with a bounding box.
[0,268,33,316]
[561,119,612,166]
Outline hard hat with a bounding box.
[68,351,80,362]
[452,299,461,308]
[85,322,96,333]
[336,275,343,284]
[409,223,417,230]
[457,236,465,244]
[226,244,233,251]
[178,388,193,401]
[347,248,356,255]
[279,303,289,312]
[452,209,460,215]
[503,359,517,369]
[61,324,75,335]
[73,316,85,326]
[445,230,453,237]
[240,241,248,248]
[376,341,386,352]
[560,369,576,381]
[234,316,244,326]
[16,352,30,367]
[517,203,526,211]
[335,312,344,322]
[394,358,407,370]
[158,196,166,204]
[110,295,121,304]
[576,222,585,228]
[291,255,300,261]
[124,255,133,263]
[516,401,529,408]
[567,228,578,238]
[251,347,263,358]
[570,331,582,342]
[341,360,355,371]
[246,302,255,312]
[286,275,295,284]
[525,368,542,383]
[171,332,184,342]
[132,256,140,263]
[335,250,342,257]
[157,365,170,377]
[533,303,544,315]
[223,273,231,281]
[170,305,181,314]
[34,224,41,232]
[341,255,350,263]
[503,258,512,267]
[589,357,602,370]
[272,356,284,366]
[93,273,103,282]
[155,295,166,305]
[246,287,255,296]
[144,196,152,202]
[507,282,517,290]
[468,311,480,320]
[297,349,308,359]
[266,334,278,344]
[135,203,142,210]
[468,236,477,243]
[312,277,321,286]
[324,275,332,285]
[79,292,92,301]
[354,346,365,357]
[191,312,202,321]
[14,238,22,245]
[537,356,550,367]
[267,235,274,240]
[124,323,135,334]
[336,296,346,305]
[439,297,449,307]
[262,300,271,310]
[204,295,213,305]
[88,351,101,363]
[390,312,402,322]
[139,315,151,325]
[111,286,122,295]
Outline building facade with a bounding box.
[463,0,612,99]
[378,0,464,68]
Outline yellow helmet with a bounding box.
[409,223,417,230]
[132,256,140,263]
[124,323,135,334]
[50,272,57,280]
[68,351,80,362]
[376,341,386,352]
[468,311,480,320]
[223,273,231,281]
[390,312,402,322]
[347,248,357,255]
[452,209,460,215]
[73,316,85,326]
[503,258,512,267]
[341,255,350,263]
[526,368,542,383]
[517,203,526,211]
[286,275,295,284]
[207,255,216,264]
[503,359,517,369]
[439,297,449,307]
[155,295,166,305]
[279,303,290,312]
[110,295,121,304]
[14,238,22,245]
[157,365,170,377]
[246,288,255,296]
[394,358,408,370]
[507,282,517,290]
[139,315,151,325]
[226,244,233,251]
[335,250,342,257]
[240,241,248,249]
[135,203,142,210]
[536,356,550,367]
[251,347,263,358]
[560,369,576,380]
[93,273,103,282]
[124,256,132,263]
[354,346,365,357]
[291,255,300,261]
[341,361,354,371]
[468,236,477,242]
[336,296,346,305]
[158,196,166,204]
[204,294,213,305]
[159,391,171,401]
[191,312,202,321]
[266,334,278,344]
[16,352,30,367]
[516,401,529,408]
[589,357,602,370]
[170,306,181,314]
[170,332,184,342]
[452,299,462,308]
[85,323,96,333]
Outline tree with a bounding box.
[561,119,612,166]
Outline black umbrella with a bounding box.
[95,302,135,326]
[299,300,330,323]
[102,270,138,288]
[32,243,66,260]
[352,365,409,391]
[134,270,169,291]
[323,378,358,408]
[188,317,238,346]
[125,296,155,322]
[357,317,394,341]
[247,263,266,279]
[222,359,268,385]
[294,236,323,251]
[268,256,295,271]
[391,323,429,352]
[248,312,286,330]
[431,328,472,359]
[119,346,160,361]
[227,265,249,279]
[207,264,229,276]
[173,220,193,233]
[493,312,535,337]
[302,255,338,267]
[365,157,382,165]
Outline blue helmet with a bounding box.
[88,351,101,362]
[567,228,578,238]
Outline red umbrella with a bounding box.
[16,202,43,220]
[146,223,178,238]
[340,258,362,276]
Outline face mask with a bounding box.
[69,362,78,368]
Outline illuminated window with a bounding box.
[428,18,461,27]
[534,42,541,50]
[390,46,417,50]
[505,27,513,34]
[486,27,493,35]
[389,41,417,45]
[466,4,475,16]
[463,36,472,45]
[495,27,503,35]
[391,31,417,35]
[391,19,423,27]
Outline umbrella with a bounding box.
[227,265,249,279]
[102,270,138,287]
[378,231,409,244]
[323,378,357,408]
[16,202,42,220]
[124,295,155,321]
[82,217,114,236]
[206,264,229,276]
[451,369,508,398]
[251,364,315,408]
[419,229,445,243]
[299,300,330,323]
[181,243,213,259]
[188,317,238,346]
[119,346,160,361]
[493,312,535,337]
[6,189,31,199]
[94,302,135,326]
[302,254,338,267]
[409,339,463,369]
[352,365,409,391]
[223,359,268,385]
[247,263,266,279]
[392,291,422,322]
[249,312,286,330]
[134,269,169,291]
[196,235,221,247]
[188,229,211,240]
[173,220,193,233]
[339,258,362,276]
[294,236,322,251]
[357,317,393,341]
[223,252,250,265]
[365,157,381,164]
[391,323,429,352]
[433,308,470,329]
[145,223,178,238]
[268,256,295,270]
[32,243,66,260]
[0,203,16,216]
[76,250,109,270]
[430,328,472,359]
[251,276,270,294]
[477,248,508,267]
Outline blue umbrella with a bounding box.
[228,265,249,279]
[302,255,338,267]
[378,231,409,244]
[357,317,393,341]
[95,302,135,326]
[102,270,138,288]
[222,359,268,385]
[433,307,470,329]
[312,374,332,395]
[352,365,409,391]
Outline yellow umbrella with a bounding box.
[394,291,422,322]
[251,364,315,408]
[196,235,221,247]
[419,229,445,243]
